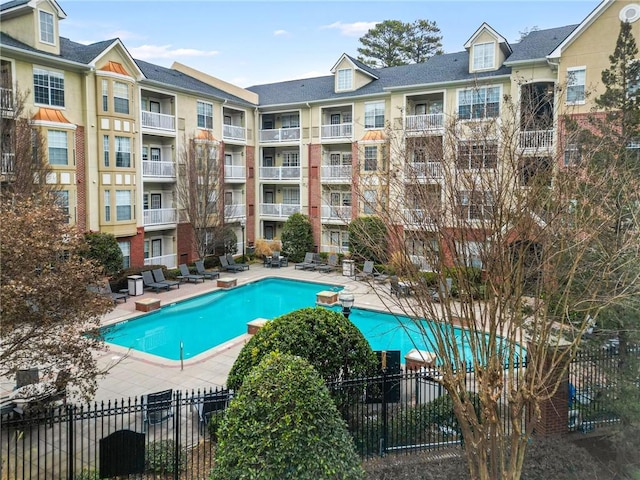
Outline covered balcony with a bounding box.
[519,82,555,152]
[405,93,444,134]
[259,112,300,143]
[321,205,351,223]
[140,92,176,133]
[224,164,246,182]
[402,208,435,227]
[143,208,177,227]
[224,203,246,221]
[223,107,246,142]
[144,254,177,269]
[259,127,301,143]
[321,165,352,183]
[141,111,175,131]
[259,166,301,180]
[320,123,352,140]
[320,107,353,141]
[405,162,443,180]
[142,160,175,178]
[1,86,13,114]
[259,203,301,218]
[223,124,246,141]
[1,152,15,175]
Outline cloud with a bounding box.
[273,29,289,37]
[128,44,219,60]
[321,21,378,37]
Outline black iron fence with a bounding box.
[1,347,636,479]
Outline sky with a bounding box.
[54,0,603,88]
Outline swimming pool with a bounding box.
[104,277,519,363]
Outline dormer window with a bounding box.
[39,10,54,44]
[337,68,353,91]
[473,42,494,70]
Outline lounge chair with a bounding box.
[227,254,249,271]
[270,252,281,268]
[220,255,244,272]
[316,253,339,273]
[390,275,412,296]
[274,251,288,267]
[295,252,316,270]
[197,389,232,433]
[100,282,129,303]
[143,389,173,432]
[177,264,205,283]
[355,261,389,282]
[195,260,220,280]
[141,270,170,293]
[152,268,180,290]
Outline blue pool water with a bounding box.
[104,278,520,363]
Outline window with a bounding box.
[197,101,213,129]
[458,86,500,119]
[566,67,586,104]
[47,130,67,165]
[55,190,70,222]
[564,144,582,166]
[364,146,378,171]
[282,188,300,205]
[116,190,132,221]
[113,81,129,114]
[39,10,54,44]
[455,241,484,269]
[473,42,495,70]
[118,241,130,269]
[457,141,497,169]
[103,135,109,167]
[281,114,300,128]
[337,68,353,91]
[364,101,385,128]
[34,68,64,107]
[102,80,108,111]
[458,190,494,220]
[363,190,377,215]
[104,190,111,221]
[627,60,640,99]
[115,136,131,167]
[282,152,299,167]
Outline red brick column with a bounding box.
[533,346,570,436]
[308,143,322,251]
[75,126,87,231]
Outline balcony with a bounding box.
[405,162,443,180]
[321,165,351,183]
[405,113,444,133]
[321,123,352,140]
[519,129,554,151]
[142,160,175,178]
[259,128,301,143]
[223,124,246,141]
[1,153,15,175]
[141,111,175,132]
[403,209,435,226]
[144,254,177,269]
[1,87,13,114]
[321,205,351,223]
[224,165,246,182]
[143,208,177,226]
[320,244,349,254]
[224,203,246,220]
[260,203,301,217]
[259,166,301,180]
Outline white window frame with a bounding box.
[337,68,353,91]
[113,81,129,114]
[363,189,377,215]
[281,113,300,128]
[102,79,108,111]
[457,86,500,120]
[457,141,497,169]
[364,101,385,129]
[282,151,299,167]
[104,190,111,222]
[116,190,132,221]
[282,188,300,205]
[33,67,64,107]
[473,42,495,70]
[103,135,109,167]
[566,67,586,104]
[118,241,131,269]
[364,146,378,171]
[55,190,70,222]
[197,101,213,129]
[47,130,68,165]
[115,136,131,168]
[39,10,54,44]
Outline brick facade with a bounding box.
[75,125,86,231]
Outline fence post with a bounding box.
[66,404,74,480]
[380,369,388,457]
[174,390,181,480]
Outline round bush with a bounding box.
[212,352,365,479]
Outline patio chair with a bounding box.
[195,260,220,280]
[294,252,316,270]
[99,282,129,303]
[197,389,232,433]
[152,268,180,290]
[390,275,412,296]
[143,389,174,432]
[270,252,281,268]
[219,255,244,272]
[227,254,249,271]
[177,264,205,283]
[316,253,339,273]
[141,270,170,293]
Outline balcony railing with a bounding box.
[519,129,554,151]
[403,208,434,226]
[144,254,177,269]
[1,87,14,113]
[223,125,246,141]
[405,162,443,179]
[321,205,351,222]
[143,208,177,226]
[224,165,246,181]
[259,128,301,143]
[142,160,175,178]
[141,110,175,131]
[259,166,301,180]
[259,203,301,217]
[405,113,444,132]
[320,123,352,140]
[320,244,349,254]
[224,203,246,219]
[321,165,351,183]
[1,153,15,175]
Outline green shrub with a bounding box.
[280,213,314,263]
[227,307,377,391]
[207,411,226,442]
[82,232,123,276]
[145,440,185,474]
[74,469,99,480]
[212,352,365,479]
[348,216,388,263]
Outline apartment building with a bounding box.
[1,0,637,270]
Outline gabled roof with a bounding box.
[464,22,512,56]
[0,0,66,18]
[505,25,578,65]
[330,53,379,80]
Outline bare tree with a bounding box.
[175,131,224,260]
[352,85,640,479]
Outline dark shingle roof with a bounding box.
[0,0,29,12]
[249,24,578,107]
[60,37,115,64]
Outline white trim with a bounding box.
[37,8,56,46]
[620,3,640,23]
[31,120,77,131]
